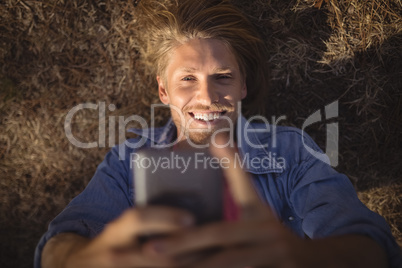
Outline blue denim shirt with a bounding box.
[34,116,401,267]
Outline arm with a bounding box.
[140,206,388,268]
[41,208,196,268]
[36,142,196,268]
[42,233,89,268]
[288,134,401,267]
[138,136,391,268]
[301,234,388,268]
[43,232,388,268]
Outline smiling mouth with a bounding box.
[189,111,227,122]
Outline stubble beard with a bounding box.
[173,117,215,145]
[186,126,215,145]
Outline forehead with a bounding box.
[165,38,240,73]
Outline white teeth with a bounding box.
[193,112,221,121]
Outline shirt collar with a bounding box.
[236,115,284,174]
[128,118,177,146]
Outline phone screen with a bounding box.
[133,148,224,224]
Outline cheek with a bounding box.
[169,87,193,109]
[223,86,244,101]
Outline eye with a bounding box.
[217,73,232,79]
[181,76,195,81]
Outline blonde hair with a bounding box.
[136,0,269,116]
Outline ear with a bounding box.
[241,81,247,100]
[157,76,170,105]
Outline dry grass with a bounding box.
[0,0,401,267]
[358,184,402,247]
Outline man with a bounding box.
[35,0,401,267]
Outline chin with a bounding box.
[186,131,213,146]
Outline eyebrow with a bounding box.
[214,67,234,73]
[175,66,234,74]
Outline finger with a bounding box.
[190,242,291,268]
[210,133,270,219]
[169,250,216,267]
[210,133,261,206]
[142,220,283,257]
[132,206,195,234]
[98,207,194,248]
[109,249,181,268]
[112,246,210,268]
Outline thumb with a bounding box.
[210,133,275,220]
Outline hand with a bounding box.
[141,134,309,268]
[45,206,198,268]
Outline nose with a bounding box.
[195,79,219,105]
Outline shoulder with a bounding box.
[250,122,319,148]
[246,122,325,165]
[241,119,337,172]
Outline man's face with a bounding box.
[157,38,247,145]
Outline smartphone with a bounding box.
[133,148,223,225]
